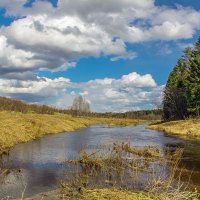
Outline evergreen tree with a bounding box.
[163,37,200,120]
[186,39,200,116]
[163,59,188,120]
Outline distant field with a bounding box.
[148,119,200,140]
[0,111,145,155]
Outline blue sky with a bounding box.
[0,0,200,112]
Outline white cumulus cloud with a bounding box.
[0,72,163,112]
[0,0,199,74]
[0,0,198,111]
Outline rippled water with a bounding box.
[0,124,200,198]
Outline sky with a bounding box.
[0,0,200,112]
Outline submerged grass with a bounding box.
[0,111,145,156]
[60,143,199,200]
[148,119,200,140]
[4,144,199,200]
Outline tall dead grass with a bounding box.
[61,143,199,200]
[148,119,200,140]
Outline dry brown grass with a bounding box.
[61,188,155,200]
[23,188,199,200]
[148,119,200,140]
[60,143,199,200]
[0,111,145,156]
[60,188,199,200]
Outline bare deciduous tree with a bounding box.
[71,95,90,113]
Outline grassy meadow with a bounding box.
[148,119,200,140]
[0,111,145,156]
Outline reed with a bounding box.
[60,143,199,200]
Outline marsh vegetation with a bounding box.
[59,143,199,200]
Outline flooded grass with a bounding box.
[0,111,145,156]
[61,143,199,200]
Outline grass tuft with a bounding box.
[61,143,199,200]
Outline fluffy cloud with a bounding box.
[68,72,162,112]
[58,0,154,17]
[0,0,200,74]
[0,35,48,73]
[0,0,198,111]
[58,0,200,43]
[121,72,156,88]
[1,14,126,74]
[0,0,26,15]
[0,72,163,112]
[0,76,70,102]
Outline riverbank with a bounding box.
[148,119,200,140]
[24,143,199,200]
[0,111,145,155]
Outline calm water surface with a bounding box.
[0,124,200,198]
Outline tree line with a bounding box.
[163,37,200,121]
[0,96,161,120]
[0,96,58,114]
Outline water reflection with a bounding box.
[0,124,200,198]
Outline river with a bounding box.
[0,124,200,198]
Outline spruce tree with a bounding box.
[163,37,200,120]
[186,38,200,116]
[163,59,188,120]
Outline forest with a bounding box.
[163,37,200,120]
[0,96,161,120]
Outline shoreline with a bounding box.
[0,111,146,156]
[148,119,200,141]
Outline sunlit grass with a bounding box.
[148,119,200,140]
[22,187,199,200]
[61,188,199,200]
[0,111,145,155]
[60,143,199,200]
